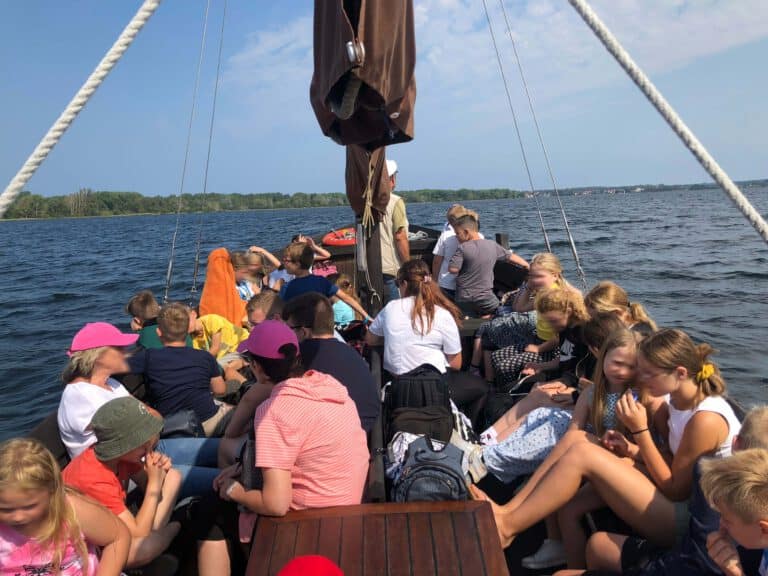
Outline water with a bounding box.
[1,188,767,440]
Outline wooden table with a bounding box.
[246,500,509,576]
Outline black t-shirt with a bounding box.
[299,338,380,432]
[558,324,588,374]
[128,347,220,421]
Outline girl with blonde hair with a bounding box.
[479,327,646,568]
[0,438,129,575]
[473,328,742,555]
[585,280,657,334]
[230,250,267,300]
[471,252,575,380]
[491,287,589,390]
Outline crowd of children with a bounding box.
[1,218,766,576]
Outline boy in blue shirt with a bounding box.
[128,302,232,437]
[279,242,371,322]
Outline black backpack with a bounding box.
[392,436,469,503]
[386,364,450,412]
[388,406,454,443]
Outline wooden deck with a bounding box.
[246,501,509,576]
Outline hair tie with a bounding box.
[696,363,715,383]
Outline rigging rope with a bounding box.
[498,0,588,290]
[163,0,213,304]
[0,0,163,219]
[480,0,551,253]
[190,0,229,300]
[568,0,768,246]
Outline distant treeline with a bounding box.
[4,178,767,220]
[2,188,526,219]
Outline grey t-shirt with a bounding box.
[449,239,510,301]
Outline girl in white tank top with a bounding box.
[471,328,741,556]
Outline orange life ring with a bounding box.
[322,227,356,246]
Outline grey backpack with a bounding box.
[392,436,469,502]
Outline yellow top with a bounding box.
[191,314,248,359]
[535,283,560,341]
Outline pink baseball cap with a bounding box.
[68,322,138,356]
[237,319,298,358]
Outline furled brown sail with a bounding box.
[312,0,416,317]
[310,0,416,152]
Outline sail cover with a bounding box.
[310,0,416,151]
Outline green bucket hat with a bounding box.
[89,397,164,461]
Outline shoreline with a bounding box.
[4,182,767,222]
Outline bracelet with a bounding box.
[630,428,649,436]
[225,481,238,498]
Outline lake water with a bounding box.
[1,188,766,440]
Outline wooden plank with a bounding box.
[268,522,298,575]
[452,510,486,576]
[472,503,510,576]
[407,512,435,574]
[248,502,508,576]
[316,516,343,564]
[363,513,387,574]
[246,517,276,576]
[385,513,411,576]
[430,512,460,576]
[294,518,321,558]
[263,501,485,521]
[339,514,364,576]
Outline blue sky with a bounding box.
[1,1,767,197]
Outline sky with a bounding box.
[1,0,767,197]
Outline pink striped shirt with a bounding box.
[254,370,369,508]
[239,370,369,541]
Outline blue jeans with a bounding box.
[158,437,221,499]
[383,274,400,304]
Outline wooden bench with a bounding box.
[246,500,509,576]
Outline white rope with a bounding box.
[0,0,163,219]
[498,0,588,290]
[480,0,552,252]
[568,0,768,245]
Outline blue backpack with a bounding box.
[392,436,469,502]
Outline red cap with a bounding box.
[277,555,343,575]
[68,322,138,356]
[237,319,298,358]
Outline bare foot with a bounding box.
[469,485,516,549]
[469,483,489,501]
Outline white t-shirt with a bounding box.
[369,296,462,375]
[432,228,483,290]
[267,268,295,289]
[57,378,131,458]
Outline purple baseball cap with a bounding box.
[68,322,138,356]
[237,319,298,359]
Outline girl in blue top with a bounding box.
[481,327,647,567]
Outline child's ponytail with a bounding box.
[639,329,728,402]
[695,343,726,398]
